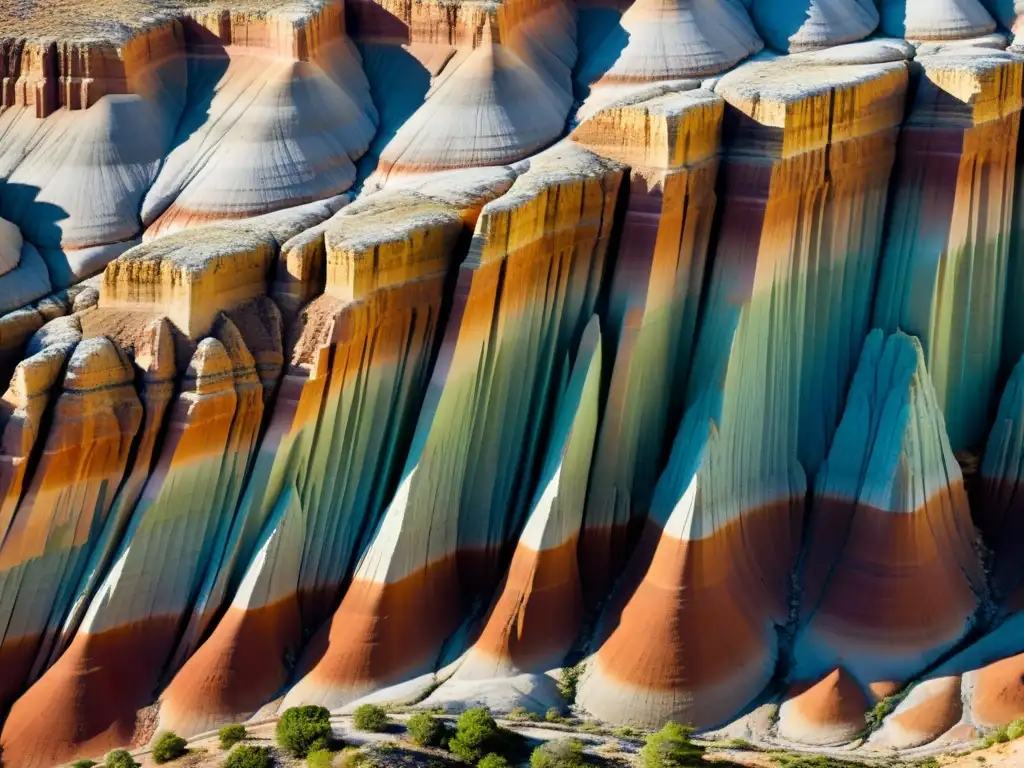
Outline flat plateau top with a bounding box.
[0,0,501,42]
[0,0,326,43]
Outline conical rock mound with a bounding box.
[750,0,879,53]
[793,330,984,692]
[372,39,572,183]
[880,0,996,40]
[576,0,763,89]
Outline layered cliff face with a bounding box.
[6,0,1024,765]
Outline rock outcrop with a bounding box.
[7,1,1024,764]
[786,330,984,744]
[576,47,908,729]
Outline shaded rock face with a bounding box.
[6,1,1024,766]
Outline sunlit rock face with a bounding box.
[7,0,1024,764]
[785,331,985,745]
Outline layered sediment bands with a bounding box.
[0,217,51,314]
[874,51,1023,453]
[157,171,514,735]
[777,668,872,746]
[282,142,622,711]
[46,318,177,668]
[573,0,762,115]
[869,676,964,748]
[0,340,76,562]
[879,0,997,40]
[140,2,376,236]
[571,87,723,597]
[750,0,879,53]
[0,336,253,768]
[576,50,908,730]
[0,336,141,711]
[365,0,576,187]
[792,331,983,704]
[426,317,602,713]
[101,226,277,340]
[0,23,188,286]
[974,355,1024,598]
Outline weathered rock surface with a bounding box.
[5,1,1024,764]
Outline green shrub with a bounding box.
[640,723,705,768]
[70,761,98,768]
[277,705,333,757]
[449,708,501,763]
[223,745,273,768]
[307,748,335,768]
[407,712,448,748]
[219,724,248,750]
[529,739,587,768]
[1007,717,1024,740]
[508,706,539,722]
[545,708,563,723]
[152,731,188,763]
[556,665,584,704]
[769,754,874,768]
[104,751,139,768]
[612,727,642,741]
[478,754,510,768]
[337,747,367,768]
[353,704,390,733]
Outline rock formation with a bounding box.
[6,0,1024,764]
[785,330,984,744]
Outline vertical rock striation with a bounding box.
[0,335,141,713]
[423,316,602,714]
[786,330,984,745]
[571,86,724,597]
[874,50,1023,454]
[281,142,622,711]
[155,170,513,736]
[576,49,909,729]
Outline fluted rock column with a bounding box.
[0,336,141,712]
[281,143,622,711]
[423,316,602,714]
[571,87,724,598]
[0,336,249,768]
[874,51,1023,453]
[155,171,514,736]
[576,49,909,729]
[35,317,176,672]
[785,331,984,745]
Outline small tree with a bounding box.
[478,754,510,768]
[152,731,188,763]
[352,704,390,733]
[219,724,248,750]
[104,750,139,768]
[640,724,704,768]
[530,739,587,768]
[278,705,333,757]
[449,708,500,763]
[545,708,562,723]
[223,745,273,768]
[407,712,448,747]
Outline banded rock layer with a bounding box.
[4,0,1024,765]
